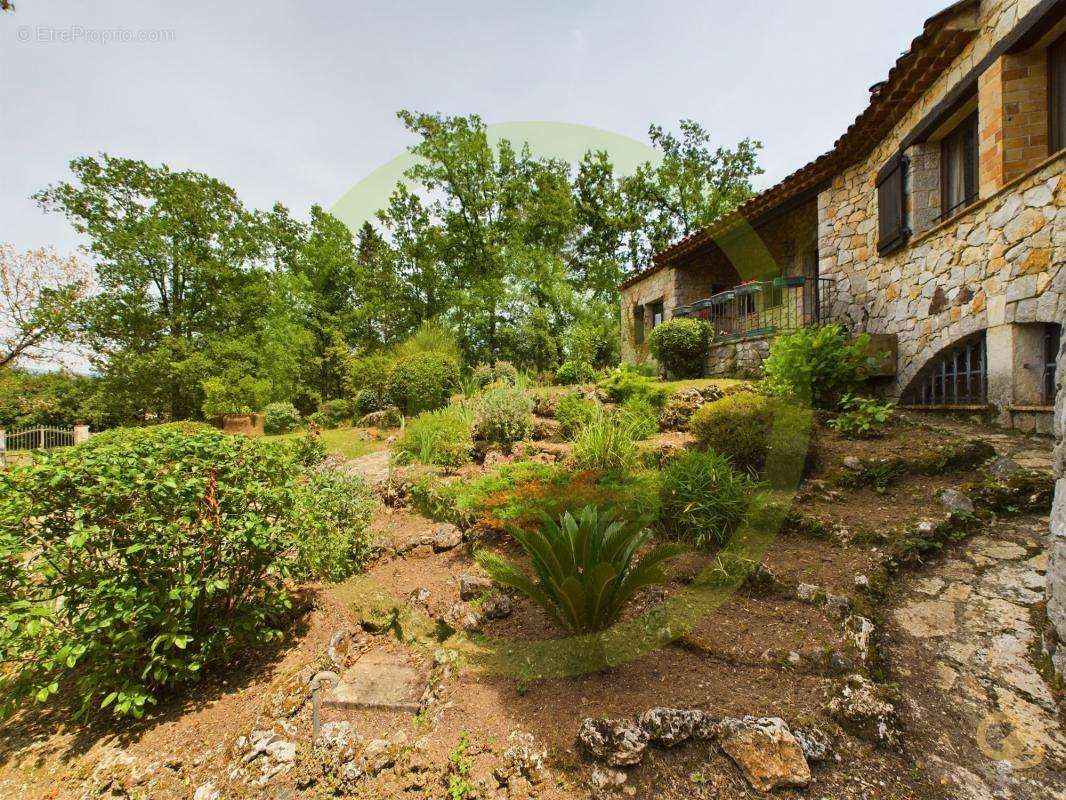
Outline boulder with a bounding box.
[459,573,493,600]
[796,583,821,602]
[638,707,718,747]
[577,717,650,767]
[987,456,1022,481]
[718,717,811,793]
[824,674,901,749]
[431,523,462,552]
[532,417,562,441]
[193,784,219,800]
[791,724,834,762]
[482,592,514,620]
[357,407,401,428]
[939,488,975,516]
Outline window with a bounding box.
[877,153,910,255]
[632,304,645,344]
[650,301,664,328]
[940,112,979,219]
[902,332,987,406]
[1052,33,1066,154]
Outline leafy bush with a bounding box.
[283,430,327,466]
[346,353,395,414]
[690,393,810,484]
[475,506,683,634]
[201,372,272,418]
[0,425,296,719]
[288,471,379,582]
[394,319,462,363]
[647,318,712,379]
[473,384,533,446]
[394,405,473,467]
[761,323,877,409]
[387,352,461,416]
[312,398,350,429]
[828,394,894,439]
[556,393,600,440]
[472,361,520,389]
[554,359,596,386]
[264,401,302,435]
[572,413,641,473]
[659,450,758,548]
[618,395,660,440]
[597,367,669,407]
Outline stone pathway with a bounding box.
[888,513,1064,800]
[900,412,1055,474]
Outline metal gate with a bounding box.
[3,426,76,452]
[902,333,988,406]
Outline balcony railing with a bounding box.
[672,276,834,342]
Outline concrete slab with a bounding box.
[323,653,427,714]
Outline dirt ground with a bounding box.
[0,411,1060,800]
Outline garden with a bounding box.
[0,319,1058,800]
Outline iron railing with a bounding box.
[673,277,833,341]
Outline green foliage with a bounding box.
[827,394,894,439]
[0,425,296,719]
[618,395,660,440]
[556,393,600,440]
[263,402,301,435]
[572,413,641,473]
[346,352,395,414]
[394,319,462,363]
[386,352,461,416]
[0,368,104,429]
[394,405,473,467]
[555,359,596,386]
[659,450,758,548]
[473,384,533,446]
[761,323,877,409]
[597,366,670,407]
[288,471,379,582]
[447,732,474,800]
[476,506,683,634]
[201,372,272,418]
[472,360,519,389]
[281,431,327,467]
[690,393,793,474]
[312,398,351,429]
[646,318,712,379]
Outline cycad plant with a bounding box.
[475,505,684,634]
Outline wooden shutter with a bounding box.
[877,153,910,256]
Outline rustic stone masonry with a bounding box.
[1048,336,1066,675]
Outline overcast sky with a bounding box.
[2,0,949,255]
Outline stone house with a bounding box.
[621,0,1065,433]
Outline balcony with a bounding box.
[672,276,834,342]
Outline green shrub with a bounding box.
[394,405,473,468]
[690,393,811,485]
[288,471,379,582]
[387,352,461,416]
[647,318,712,379]
[659,450,758,548]
[346,353,395,414]
[597,367,669,407]
[201,372,272,418]
[473,384,533,446]
[0,426,296,719]
[556,393,600,440]
[283,430,327,466]
[311,398,350,429]
[555,359,596,386]
[264,401,302,435]
[618,395,660,440]
[827,394,894,439]
[394,319,461,363]
[472,361,520,389]
[475,506,683,634]
[572,413,641,473]
[761,323,877,409]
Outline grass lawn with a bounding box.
[262,426,390,460]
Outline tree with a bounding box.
[0,244,90,369]
[624,120,763,261]
[35,155,294,420]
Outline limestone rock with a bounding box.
[532,416,562,440]
[940,488,975,516]
[357,407,401,428]
[987,456,1022,481]
[459,572,493,600]
[718,717,812,792]
[432,523,462,552]
[577,717,650,767]
[496,731,547,784]
[589,766,628,794]
[482,591,514,620]
[824,675,901,749]
[193,783,219,800]
[792,725,834,762]
[638,708,718,747]
[796,583,821,602]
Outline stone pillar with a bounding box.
[978,52,1051,198]
[985,323,1015,426]
[73,424,90,445]
[1047,336,1066,675]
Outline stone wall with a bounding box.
[817,0,1064,415]
[1048,336,1066,675]
[705,336,771,379]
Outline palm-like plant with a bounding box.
[475,505,684,635]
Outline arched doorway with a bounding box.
[901,331,987,406]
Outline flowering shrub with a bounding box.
[473,384,533,446]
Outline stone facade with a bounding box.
[1048,336,1066,675]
